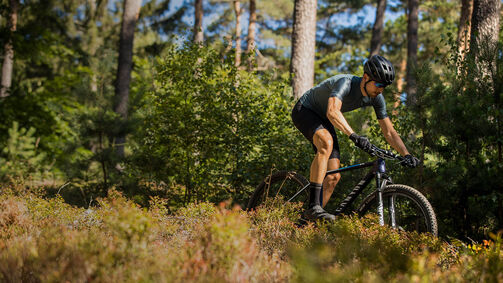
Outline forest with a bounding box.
[0,0,502,281]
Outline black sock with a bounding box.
[319,185,323,206]
[308,182,322,207]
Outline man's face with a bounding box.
[364,74,387,98]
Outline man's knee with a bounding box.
[313,131,333,155]
[326,173,341,188]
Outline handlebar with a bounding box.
[367,144,404,162]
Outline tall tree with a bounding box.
[233,0,242,66]
[84,0,110,94]
[246,0,257,69]
[470,0,501,160]
[369,0,387,57]
[114,0,142,158]
[393,58,407,110]
[0,0,19,98]
[457,0,474,61]
[406,0,418,106]
[291,0,317,100]
[470,0,501,80]
[194,0,204,43]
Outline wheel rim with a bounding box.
[363,191,432,234]
[258,172,308,208]
[384,192,431,233]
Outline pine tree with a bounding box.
[194,0,204,43]
[114,0,142,159]
[369,0,387,57]
[291,0,317,99]
[406,0,418,106]
[0,0,19,98]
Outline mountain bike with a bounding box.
[247,145,438,236]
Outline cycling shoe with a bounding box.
[302,205,336,222]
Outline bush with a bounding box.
[130,44,311,207]
[0,191,292,282]
[0,121,50,184]
[0,188,501,282]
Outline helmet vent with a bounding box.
[364,55,395,85]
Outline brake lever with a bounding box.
[367,146,377,157]
[370,146,399,160]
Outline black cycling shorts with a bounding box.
[291,100,341,160]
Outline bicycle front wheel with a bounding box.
[358,184,438,236]
[247,170,309,210]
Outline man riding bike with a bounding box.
[291,55,420,221]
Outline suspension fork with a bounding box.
[375,158,391,227]
[376,172,386,226]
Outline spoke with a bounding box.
[275,173,293,198]
[265,175,271,199]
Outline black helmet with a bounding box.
[364,55,395,86]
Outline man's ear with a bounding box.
[362,73,368,81]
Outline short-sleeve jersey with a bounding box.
[298,74,388,120]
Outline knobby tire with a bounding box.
[358,184,438,236]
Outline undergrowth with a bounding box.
[0,188,501,282]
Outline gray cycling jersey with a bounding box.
[299,74,388,120]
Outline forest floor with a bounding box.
[0,187,501,282]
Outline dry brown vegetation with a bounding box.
[0,188,501,282]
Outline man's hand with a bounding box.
[402,154,420,168]
[349,133,372,152]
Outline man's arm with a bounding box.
[378,117,410,156]
[326,97,354,136]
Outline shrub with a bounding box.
[0,121,50,185]
[130,44,311,207]
[0,188,501,282]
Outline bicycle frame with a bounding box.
[287,158,393,226]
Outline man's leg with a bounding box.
[290,101,335,221]
[302,129,336,221]
[321,158,341,207]
[310,129,333,185]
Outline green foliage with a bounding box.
[362,30,503,240]
[0,0,500,243]
[131,44,311,206]
[0,122,49,184]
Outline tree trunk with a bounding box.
[470,0,500,80]
[0,0,19,98]
[457,0,474,61]
[406,0,418,106]
[246,0,257,69]
[114,0,141,158]
[291,0,317,100]
[393,58,407,112]
[233,0,242,67]
[194,0,204,43]
[87,0,100,93]
[471,0,501,161]
[369,0,387,57]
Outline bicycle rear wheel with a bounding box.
[358,184,438,236]
[247,171,309,210]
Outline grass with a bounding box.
[0,187,501,282]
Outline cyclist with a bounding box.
[291,55,420,221]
